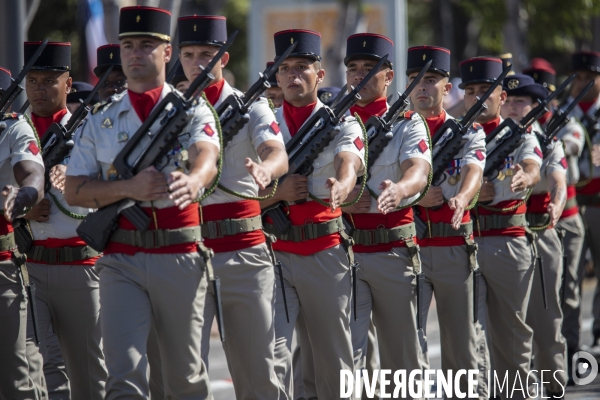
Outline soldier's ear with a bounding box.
[499,89,507,105]
[443,79,452,96]
[65,76,73,93]
[385,69,394,86]
[221,52,230,69]
[164,43,173,64]
[316,67,325,84]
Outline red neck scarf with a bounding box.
[426,110,447,136]
[128,85,164,122]
[31,108,69,139]
[579,100,596,114]
[283,100,317,137]
[349,97,388,123]
[481,117,501,136]
[203,79,225,106]
[538,110,552,126]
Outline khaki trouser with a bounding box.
[557,213,585,354]
[420,244,487,399]
[273,245,354,400]
[96,252,212,400]
[42,327,70,399]
[526,228,568,393]
[475,235,535,400]
[0,258,40,400]
[293,303,379,400]
[25,262,106,400]
[200,243,280,400]
[350,248,426,399]
[580,206,600,340]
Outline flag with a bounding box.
[78,0,107,83]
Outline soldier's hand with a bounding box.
[448,193,468,230]
[547,202,561,227]
[50,164,67,192]
[342,184,371,214]
[245,158,272,190]
[377,180,405,215]
[417,186,443,208]
[275,174,308,203]
[24,198,51,222]
[510,164,527,192]
[168,170,200,210]
[478,180,495,202]
[2,186,33,222]
[325,177,348,212]
[129,166,169,202]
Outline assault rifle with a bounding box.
[538,78,593,157]
[0,39,48,116]
[40,65,113,192]
[431,65,511,185]
[363,59,432,176]
[76,30,238,252]
[483,72,574,179]
[263,55,388,235]
[216,42,296,147]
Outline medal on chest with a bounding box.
[107,164,118,181]
[504,156,514,177]
[447,159,462,186]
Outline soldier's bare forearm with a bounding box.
[65,175,133,208]
[257,142,288,180]
[334,152,362,201]
[187,142,220,190]
[397,158,430,199]
[549,171,567,209]
[521,159,541,188]
[13,160,45,207]
[457,164,482,204]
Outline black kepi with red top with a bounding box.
[459,56,503,89]
[118,6,171,42]
[178,15,227,47]
[95,44,122,77]
[344,33,394,68]
[24,41,71,71]
[274,29,321,61]
[406,45,450,77]
[571,51,600,73]
[523,58,556,92]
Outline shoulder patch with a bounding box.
[560,157,567,169]
[475,149,485,161]
[2,112,19,120]
[534,147,543,158]
[402,110,416,119]
[91,98,114,115]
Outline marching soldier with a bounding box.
[340,33,432,397]
[501,74,568,396]
[22,41,107,399]
[264,61,284,108]
[66,81,96,113]
[525,59,587,382]
[407,46,487,397]
[64,6,219,398]
[559,51,600,357]
[177,14,287,398]
[95,44,127,101]
[462,57,543,399]
[0,66,46,399]
[259,29,366,399]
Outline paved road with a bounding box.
[207,277,599,399]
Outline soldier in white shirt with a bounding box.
[64,6,219,398]
[501,74,569,396]
[259,29,365,399]
[0,66,46,400]
[177,14,288,399]
[462,57,542,400]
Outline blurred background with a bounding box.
[1,0,599,91]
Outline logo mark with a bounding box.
[572,351,598,385]
[136,15,141,23]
